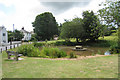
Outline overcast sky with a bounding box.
[0,0,105,31]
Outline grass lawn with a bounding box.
[99,35,118,41]
[2,51,118,78]
[0,53,2,79]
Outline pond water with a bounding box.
[57,46,109,56]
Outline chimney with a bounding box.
[22,27,24,30]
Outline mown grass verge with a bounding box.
[2,51,118,78]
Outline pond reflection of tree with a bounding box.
[57,46,109,56]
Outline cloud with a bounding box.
[40,1,91,14]
[0,0,105,32]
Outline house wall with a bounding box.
[0,30,2,45]
[22,32,31,41]
[0,27,8,46]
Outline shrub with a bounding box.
[54,41,79,46]
[17,44,40,57]
[109,45,120,54]
[27,47,40,57]
[34,42,45,47]
[97,50,103,55]
[41,47,67,58]
[69,52,77,58]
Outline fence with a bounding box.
[0,42,22,53]
[0,42,33,53]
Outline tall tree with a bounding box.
[82,11,102,41]
[32,12,58,40]
[8,30,24,41]
[98,0,120,47]
[60,18,85,43]
[7,31,13,42]
[13,30,24,41]
[98,0,120,28]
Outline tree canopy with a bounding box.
[60,11,102,42]
[60,18,85,42]
[8,30,24,41]
[98,0,120,28]
[98,0,120,47]
[32,12,58,40]
[82,11,102,41]
[13,30,24,41]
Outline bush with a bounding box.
[97,50,103,55]
[27,47,40,57]
[54,41,79,46]
[69,52,77,58]
[41,47,67,58]
[17,44,40,57]
[109,45,120,54]
[34,42,45,47]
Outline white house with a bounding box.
[0,26,8,46]
[20,27,31,41]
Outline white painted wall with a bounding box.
[0,26,8,46]
[21,30,31,41]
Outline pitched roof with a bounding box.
[0,26,5,31]
[20,29,31,34]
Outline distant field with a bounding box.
[99,35,118,41]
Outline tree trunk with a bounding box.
[76,38,79,43]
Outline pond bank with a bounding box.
[50,46,109,56]
[30,54,111,60]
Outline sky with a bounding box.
[0,0,105,32]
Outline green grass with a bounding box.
[0,53,2,80]
[2,51,118,78]
[37,34,118,47]
[99,35,118,41]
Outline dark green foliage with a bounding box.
[41,47,67,58]
[7,30,24,41]
[54,41,80,46]
[69,52,77,58]
[33,42,45,47]
[109,45,120,54]
[60,11,102,42]
[30,33,37,41]
[98,1,120,27]
[16,44,67,58]
[82,11,102,41]
[7,31,13,42]
[32,12,58,40]
[98,0,120,42]
[60,18,85,43]
[13,30,24,41]
[17,44,40,57]
[83,40,116,47]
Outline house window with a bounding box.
[3,33,6,36]
[3,40,6,43]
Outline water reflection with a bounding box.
[57,46,109,56]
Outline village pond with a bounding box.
[39,46,109,56]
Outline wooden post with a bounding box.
[15,52,18,61]
[10,46,12,49]
[14,45,15,48]
[17,44,19,47]
[6,47,7,51]
[1,48,2,53]
[6,51,10,59]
